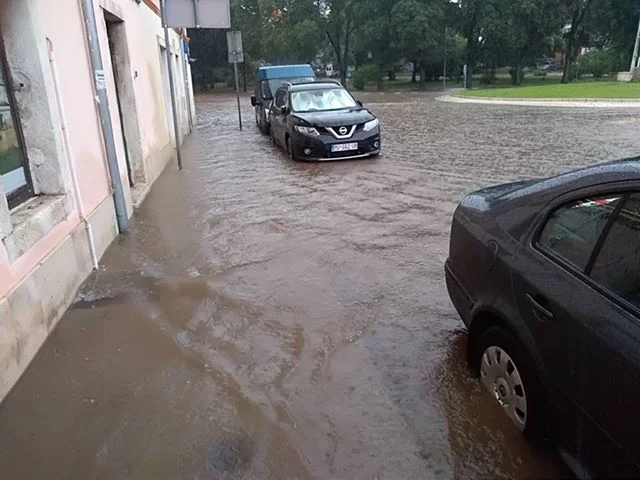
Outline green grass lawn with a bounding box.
[461,81,640,99]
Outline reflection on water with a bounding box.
[0,92,637,479]
[436,332,570,479]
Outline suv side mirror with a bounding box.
[251,95,257,107]
[356,100,363,108]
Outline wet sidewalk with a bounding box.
[1,92,638,479]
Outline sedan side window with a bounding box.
[538,195,621,271]
[590,194,640,309]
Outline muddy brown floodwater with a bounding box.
[1,91,639,480]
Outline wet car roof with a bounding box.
[464,157,640,241]
[549,157,640,184]
[258,65,314,80]
[518,157,640,198]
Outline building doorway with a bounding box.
[104,12,144,186]
[158,45,176,147]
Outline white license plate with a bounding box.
[331,142,358,153]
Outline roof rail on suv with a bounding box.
[285,79,344,89]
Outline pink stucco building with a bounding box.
[0,0,194,402]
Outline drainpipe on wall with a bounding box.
[80,0,129,233]
[47,38,99,270]
[161,0,184,170]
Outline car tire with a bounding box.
[471,326,546,439]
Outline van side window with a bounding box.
[590,194,640,309]
[537,195,621,271]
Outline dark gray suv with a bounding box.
[445,159,640,478]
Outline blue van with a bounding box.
[251,65,315,135]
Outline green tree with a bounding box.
[394,0,446,88]
[588,0,640,65]
[561,0,596,83]
[491,0,563,85]
[358,0,403,90]
[453,0,507,88]
[259,0,321,63]
[318,0,360,86]
[189,29,229,89]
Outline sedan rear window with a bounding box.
[538,196,621,271]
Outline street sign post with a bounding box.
[165,0,230,28]
[162,0,231,170]
[443,27,448,90]
[227,31,243,131]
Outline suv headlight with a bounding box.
[363,119,379,132]
[295,126,320,136]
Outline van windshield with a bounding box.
[261,77,315,100]
[291,88,357,113]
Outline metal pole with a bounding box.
[631,15,640,70]
[233,60,243,131]
[193,0,201,28]
[80,0,129,233]
[182,36,193,134]
[443,27,448,90]
[161,0,184,170]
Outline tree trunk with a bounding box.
[510,65,521,85]
[242,61,247,93]
[562,34,574,84]
[464,35,476,89]
[411,61,418,83]
[419,62,427,89]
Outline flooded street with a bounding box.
[1,91,638,479]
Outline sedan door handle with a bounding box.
[526,293,554,320]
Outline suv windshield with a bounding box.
[291,88,357,113]
[262,77,315,100]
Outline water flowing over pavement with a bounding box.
[1,91,638,480]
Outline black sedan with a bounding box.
[268,82,381,161]
[445,159,640,479]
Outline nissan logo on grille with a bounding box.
[339,126,348,135]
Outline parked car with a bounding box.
[251,65,315,135]
[267,81,381,162]
[445,158,640,479]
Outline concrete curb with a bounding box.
[436,94,640,108]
